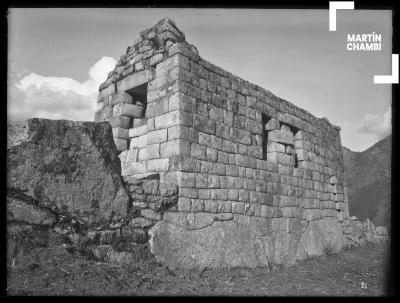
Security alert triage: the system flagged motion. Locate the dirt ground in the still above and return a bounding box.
[6,241,391,296]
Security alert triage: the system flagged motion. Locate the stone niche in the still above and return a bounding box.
[94,18,352,269]
[95,69,154,153]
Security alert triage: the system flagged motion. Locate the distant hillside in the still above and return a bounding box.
[342,135,391,228]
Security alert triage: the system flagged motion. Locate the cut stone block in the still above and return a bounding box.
[296,149,308,161]
[129,124,148,138]
[122,161,147,176]
[112,127,129,140]
[130,135,147,149]
[268,129,294,145]
[149,53,164,66]
[329,176,338,184]
[113,103,144,118]
[98,83,116,101]
[155,110,192,129]
[193,114,216,135]
[97,101,104,111]
[265,118,280,131]
[286,145,295,155]
[133,118,147,128]
[147,129,168,144]
[100,106,113,120]
[116,69,155,93]
[109,91,134,106]
[105,115,131,129]
[267,141,285,153]
[147,158,169,172]
[114,137,128,152]
[281,124,292,133]
[126,149,139,163]
[139,144,160,161]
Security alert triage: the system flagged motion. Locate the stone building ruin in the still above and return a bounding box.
[94,18,354,268]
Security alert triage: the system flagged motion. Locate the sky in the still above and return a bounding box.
[8,8,392,151]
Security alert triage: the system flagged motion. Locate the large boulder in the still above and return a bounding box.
[7,119,130,227]
[149,213,344,269]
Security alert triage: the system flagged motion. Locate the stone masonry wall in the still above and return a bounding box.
[94,18,353,268]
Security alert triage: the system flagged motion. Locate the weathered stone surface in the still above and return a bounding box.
[114,137,128,152]
[112,127,129,139]
[131,217,154,228]
[113,103,144,118]
[149,215,345,269]
[265,118,280,131]
[109,91,134,106]
[116,69,155,93]
[7,196,56,226]
[129,125,148,138]
[7,119,130,226]
[298,217,344,257]
[345,218,388,246]
[106,115,131,129]
[90,18,354,269]
[121,226,148,244]
[268,129,294,145]
[141,208,162,221]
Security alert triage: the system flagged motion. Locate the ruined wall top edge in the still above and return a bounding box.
[98,17,342,134]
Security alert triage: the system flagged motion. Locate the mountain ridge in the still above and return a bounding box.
[342,135,391,228]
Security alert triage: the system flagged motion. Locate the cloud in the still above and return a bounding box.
[357,105,392,140]
[8,56,116,122]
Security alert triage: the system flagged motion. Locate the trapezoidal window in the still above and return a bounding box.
[261,115,303,168]
[125,83,148,128]
[279,122,300,168]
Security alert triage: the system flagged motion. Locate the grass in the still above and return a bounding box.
[6,239,391,296]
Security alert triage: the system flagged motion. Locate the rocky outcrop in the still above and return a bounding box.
[343,217,388,246]
[7,118,130,226]
[7,119,179,264]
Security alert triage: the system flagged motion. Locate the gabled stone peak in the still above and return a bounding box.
[99,18,196,91]
[138,17,185,44]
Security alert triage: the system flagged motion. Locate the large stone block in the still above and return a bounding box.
[139,144,159,161]
[149,213,344,269]
[122,161,147,176]
[230,128,252,145]
[129,125,148,138]
[147,128,168,144]
[155,110,192,129]
[269,129,294,145]
[146,97,169,118]
[160,139,190,158]
[147,158,169,172]
[106,115,131,129]
[133,118,147,128]
[112,127,129,140]
[167,125,198,142]
[116,69,155,93]
[109,91,134,106]
[129,135,147,149]
[114,138,128,152]
[265,118,280,131]
[191,143,207,160]
[267,141,285,153]
[114,103,144,118]
[193,114,215,135]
